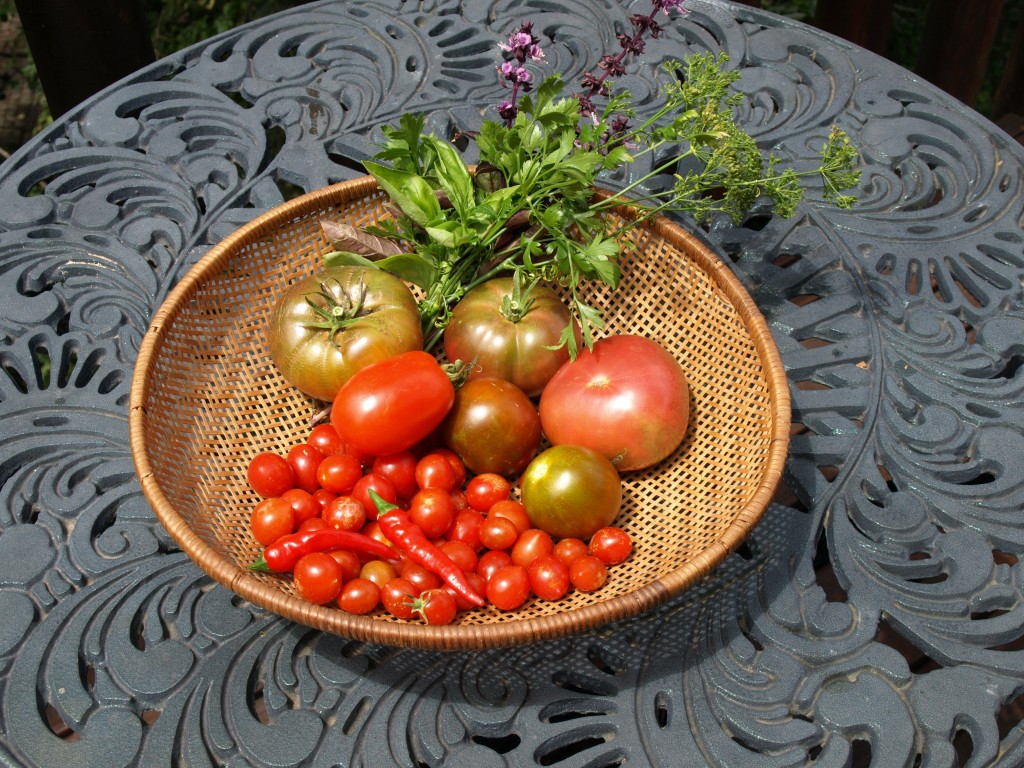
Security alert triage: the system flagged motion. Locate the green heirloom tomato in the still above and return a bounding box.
[440,377,541,476]
[520,445,622,540]
[268,265,423,402]
[443,277,579,398]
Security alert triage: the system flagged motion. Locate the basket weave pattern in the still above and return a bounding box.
[130,177,790,650]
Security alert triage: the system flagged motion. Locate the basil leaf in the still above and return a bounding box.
[364,161,442,226]
[425,137,474,216]
[323,250,436,290]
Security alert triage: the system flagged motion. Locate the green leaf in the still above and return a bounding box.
[424,221,475,249]
[424,136,475,216]
[364,161,441,226]
[323,250,437,289]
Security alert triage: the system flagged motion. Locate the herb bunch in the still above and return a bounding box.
[324,0,860,354]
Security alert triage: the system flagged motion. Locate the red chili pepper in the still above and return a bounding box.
[251,528,399,573]
[369,490,485,608]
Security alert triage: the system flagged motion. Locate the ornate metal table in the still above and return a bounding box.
[2,1,1023,765]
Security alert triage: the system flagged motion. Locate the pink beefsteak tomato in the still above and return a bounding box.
[539,334,690,471]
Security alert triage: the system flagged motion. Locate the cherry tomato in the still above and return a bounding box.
[569,555,608,593]
[478,517,519,551]
[447,509,484,550]
[465,473,511,512]
[439,540,478,574]
[293,552,343,605]
[268,265,423,402]
[477,550,513,583]
[444,571,487,611]
[520,445,622,540]
[312,488,337,513]
[510,528,554,568]
[360,559,399,589]
[329,549,362,581]
[361,520,391,548]
[371,451,420,500]
[414,589,458,625]
[338,577,380,614]
[352,474,398,519]
[432,448,467,488]
[287,443,324,494]
[381,577,419,620]
[247,452,295,498]
[308,423,345,457]
[553,538,589,567]
[401,561,443,593]
[450,489,469,512]
[443,276,579,397]
[250,497,296,546]
[316,453,363,494]
[408,488,456,539]
[440,377,541,476]
[299,517,329,533]
[589,527,633,565]
[528,553,570,600]
[487,565,531,611]
[487,499,530,534]
[331,350,456,457]
[414,452,459,491]
[280,488,319,527]
[322,495,367,532]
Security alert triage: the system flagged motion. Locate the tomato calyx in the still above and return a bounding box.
[303,278,370,341]
[498,270,538,323]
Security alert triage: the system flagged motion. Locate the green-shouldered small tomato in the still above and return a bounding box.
[444,277,580,397]
[520,445,622,540]
[268,265,423,402]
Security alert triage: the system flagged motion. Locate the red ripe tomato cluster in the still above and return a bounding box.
[246,422,633,624]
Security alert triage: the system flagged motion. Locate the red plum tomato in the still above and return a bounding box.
[267,265,423,402]
[439,377,541,476]
[520,445,622,540]
[331,350,456,457]
[539,334,689,471]
[444,277,580,397]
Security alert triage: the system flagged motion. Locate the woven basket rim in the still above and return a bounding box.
[129,176,791,651]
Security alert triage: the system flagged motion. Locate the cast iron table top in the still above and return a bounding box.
[2,1,1024,765]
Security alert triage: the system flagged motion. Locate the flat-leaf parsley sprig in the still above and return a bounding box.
[323,0,860,355]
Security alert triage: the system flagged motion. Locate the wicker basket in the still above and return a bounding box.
[129,176,790,651]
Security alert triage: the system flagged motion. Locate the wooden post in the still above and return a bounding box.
[915,0,1004,107]
[13,0,155,117]
[814,0,896,55]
